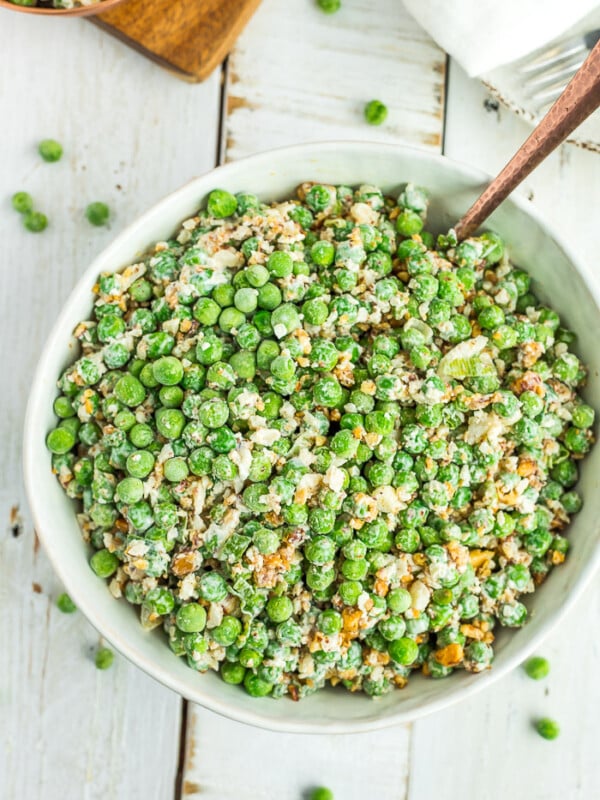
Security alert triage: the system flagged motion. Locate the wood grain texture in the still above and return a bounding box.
[0,16,221,800]
[180,706,411,800]
[223,0,446,161]
[409,60,600,800]
[91,0,261,82]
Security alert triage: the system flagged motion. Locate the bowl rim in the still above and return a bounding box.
[23,140,600,734]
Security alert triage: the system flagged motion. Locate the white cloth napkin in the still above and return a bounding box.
[403,0,600,76]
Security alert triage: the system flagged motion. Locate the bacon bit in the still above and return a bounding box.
[462,393,494,411]
[115,518,128,533]
[482,632,495,644]
[412,553,427,568]
[415,633,427,644]
[360,379,376,396]
[264,511,283,527]
[254,544,293,588]
[179,318,192,334]
[517,457,538,477]
[446,541,469,569]
[471,321,482,337]
[435,644,464,667]
[364,647,390,666]
[512,371,545,397]
[498,488,519,506]
[82,389,95,414]
[422,662,431,677]
[521,341,543,368]
[171,551,197,577]
[288,685,299,701]
[551,551,566,565]
[329,409,341,422]
[469,549,494,569]
[373,578,389,597]
[392,674,408,689]
[460,623,484,641]
[308,631,326,653]
[341,607,362,644]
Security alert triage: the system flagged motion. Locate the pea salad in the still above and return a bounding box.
[46,182,594,699]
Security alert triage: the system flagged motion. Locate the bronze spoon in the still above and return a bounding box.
[455,38,600,241]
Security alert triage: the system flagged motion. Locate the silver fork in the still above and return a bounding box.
[518,29,600,112]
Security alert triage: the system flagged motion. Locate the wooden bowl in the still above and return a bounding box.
[0,0,126,16]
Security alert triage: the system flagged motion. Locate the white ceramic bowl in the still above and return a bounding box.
[23,142,600,734]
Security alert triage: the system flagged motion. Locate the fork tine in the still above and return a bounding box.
[518,38,586,74]
[524,56,586,90]
[530,76,578,104]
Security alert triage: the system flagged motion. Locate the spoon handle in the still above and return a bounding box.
[455,38,600,241]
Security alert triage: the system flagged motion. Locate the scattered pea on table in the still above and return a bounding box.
[56,593,77,613]
[316,0,340,12]
[364,99,388,125]
[11,191,33,214]
[38,138,63,163]
[535,717,560,740]
[86,201,110,226]
[95,647,115,670]
[523,656,550,680]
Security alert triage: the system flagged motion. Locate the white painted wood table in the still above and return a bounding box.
[1,2,599,798]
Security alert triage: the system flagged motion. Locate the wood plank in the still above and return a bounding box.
[91,0,261,83]
[408,60,600,800]
[182,3,446,796]
[0,16,221,799]
[224,0,446,161]
[180,706,411,800]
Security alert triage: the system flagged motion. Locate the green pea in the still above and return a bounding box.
[243,672,273,697]
[12,191,33,214]
[38,139,63,162]
[221,661,246,685]
[266,596,294,623]
[95,647,114,670]
[153,356,184,386]
[85,202,110,227]
[207,189,237,218]
[164,457,189,482]
[309,789,334,800]
[90,549,119,578]
[46,427,76,454]
[115,477,144,504]
[316,0,340,13]
[23,211,48,233]
[572,404,594,429]
[114,375,146,407]
[56,593,77,613]
[364,99,388,126]
[388,637,419,665]
[523,656,550,680]
[126,450,155,478]
[535,718,560,740]
[176,603,207,633]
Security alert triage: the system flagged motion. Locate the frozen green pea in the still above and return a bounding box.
[95,647,114,670]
